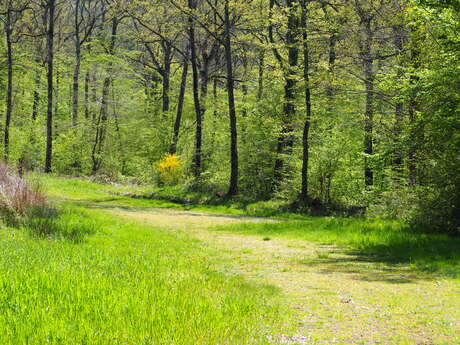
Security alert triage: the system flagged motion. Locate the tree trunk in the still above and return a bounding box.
[362,18,374,188]
[326,32,336,113]
[188,0,203,178]
[91,72,97,122]
[91,17,118,173]
[4,9,13,161]
[224,0,238,197]
[300,0,312,202]
[162,47,171,115]
[408,32,421,186]
[32,57,41,121]
[84,70,90,119]
[257,50,264,101]
[72,0,81,126]
[393,25,405,176]
[273,0,299,186]
[72,45,81,126]
[45,0,55,173]
[170,54,189,154]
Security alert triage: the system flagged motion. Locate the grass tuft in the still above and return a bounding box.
[23,206,97,242]
[0,163,46,225]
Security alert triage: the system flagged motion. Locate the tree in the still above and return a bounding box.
[0,0,30,161]
[44,0,55,173]
[71,0,104,126]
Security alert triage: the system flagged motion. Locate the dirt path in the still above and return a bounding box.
[108,207,460,345]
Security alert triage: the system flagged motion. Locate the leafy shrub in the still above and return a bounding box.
[410,184,460,236]
[0,162,46,225]
[156,154,183,185]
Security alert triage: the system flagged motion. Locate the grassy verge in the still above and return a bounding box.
[0,175,293,344]
[38,175,249,215]
[0,204,289,344]
[215,218,460,278]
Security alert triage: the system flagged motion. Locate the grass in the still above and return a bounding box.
[37,175,317,218]
[215,218,460,278]
[38,175,249,215]
[23,205,97,242]
[0,177,291,344]
[2,175,459,344]
[38,175,460,278]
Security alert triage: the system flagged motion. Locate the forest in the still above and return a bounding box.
[0,0,457,234]
[0,0,459,343]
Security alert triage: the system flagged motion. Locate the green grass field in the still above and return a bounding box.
[1,175,459,344]
[0,177,290,345]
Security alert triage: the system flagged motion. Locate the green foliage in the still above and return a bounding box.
[406,1,460,234]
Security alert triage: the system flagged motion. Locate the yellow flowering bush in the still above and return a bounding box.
[156,154,182,185]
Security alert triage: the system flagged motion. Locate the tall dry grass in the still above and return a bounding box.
[0,162,46,222]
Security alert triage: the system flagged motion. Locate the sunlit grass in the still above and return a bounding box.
[0,177,290,344]
[37,174,247,215]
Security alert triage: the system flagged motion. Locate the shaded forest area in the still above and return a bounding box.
[0,0,458,234]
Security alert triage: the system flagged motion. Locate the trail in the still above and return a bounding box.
[105,206,459,345]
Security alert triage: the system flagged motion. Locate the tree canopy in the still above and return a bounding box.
[0,0,458,233]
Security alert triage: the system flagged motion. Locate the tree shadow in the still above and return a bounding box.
[300,235,460,283]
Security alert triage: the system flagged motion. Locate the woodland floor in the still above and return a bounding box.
[100,205,459,345]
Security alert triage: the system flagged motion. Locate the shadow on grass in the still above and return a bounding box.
[213,219,460,281]
[300,233,460,281]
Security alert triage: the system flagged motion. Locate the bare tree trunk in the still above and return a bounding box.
[362,17,374,188]
[72,44,81,125]
[162,47,171,115]
[408,29,421,185]
[91,17,118,173]
[393,24,405,176]
[257,50,264,101]
[32,58,41,121]
[91,72,97,123]
[72,0,81,126]
[326,33,336,114]
[45,0,55,173]
[84,70,90,119]
[224,0,238,197]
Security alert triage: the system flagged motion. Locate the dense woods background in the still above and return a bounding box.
[0,0,458,233]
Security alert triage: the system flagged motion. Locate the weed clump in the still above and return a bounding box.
[0,162,46,225]
[0,163,95,241]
